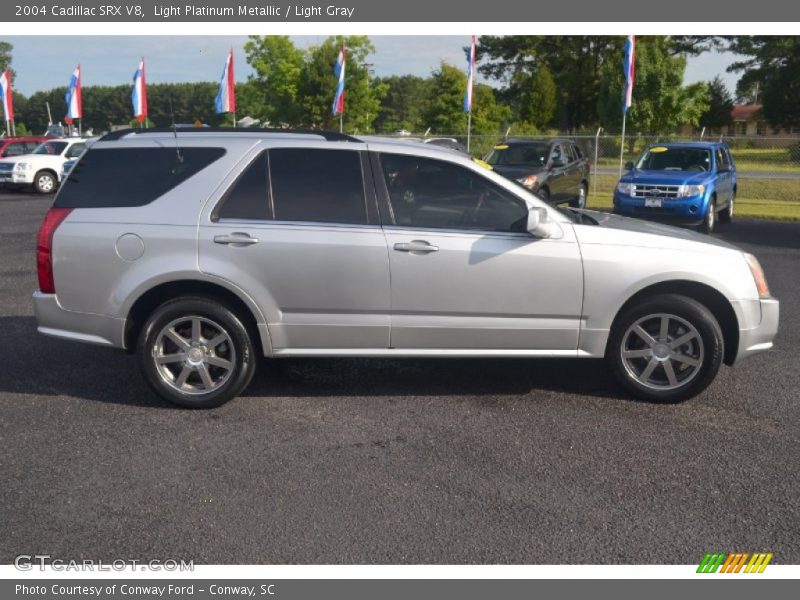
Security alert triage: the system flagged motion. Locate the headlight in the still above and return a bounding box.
[13,162,30,171]
[616,182,632,195]
[517,174,539,189]
[679,184,705,197]
[744,253,771,298]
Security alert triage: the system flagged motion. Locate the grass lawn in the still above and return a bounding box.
[587,174,800,221]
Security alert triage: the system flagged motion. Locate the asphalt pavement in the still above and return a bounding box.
[0,192,798,564]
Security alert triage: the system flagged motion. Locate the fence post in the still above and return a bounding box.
[593,127,602,197]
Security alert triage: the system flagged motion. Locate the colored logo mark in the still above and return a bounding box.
[697,552,773,573]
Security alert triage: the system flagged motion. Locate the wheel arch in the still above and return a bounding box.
[124,279,270,356]
[607,280,739,366]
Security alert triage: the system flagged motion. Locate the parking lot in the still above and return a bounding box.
[0,191,798,564]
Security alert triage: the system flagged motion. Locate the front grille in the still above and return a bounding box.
[0,163,14,173]
[631,184,680,199]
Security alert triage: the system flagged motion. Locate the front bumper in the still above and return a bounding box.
[0,171,34,185]
[734,297,780,364]
[613,192,707,225]
[33,292,125,348]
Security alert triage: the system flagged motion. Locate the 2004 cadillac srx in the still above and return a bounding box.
[33,128,779,408]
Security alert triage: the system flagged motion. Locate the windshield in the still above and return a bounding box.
[485,143,549,167]
[636,147,712,172]
[33,141,68,156]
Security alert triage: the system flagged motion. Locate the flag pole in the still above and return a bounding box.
[467,110,472,153]
[619,112,627,178]
[11,118,15,137]
[339,113,343,134]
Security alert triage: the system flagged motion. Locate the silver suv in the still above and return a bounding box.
[34,128,779,408]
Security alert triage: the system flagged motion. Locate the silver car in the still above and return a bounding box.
[34,128,779,408]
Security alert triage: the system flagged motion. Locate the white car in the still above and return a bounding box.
[0,138,88,194]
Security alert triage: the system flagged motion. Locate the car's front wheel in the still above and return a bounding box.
[570,183,588,209]
[719,191,734,223]
[699,198,716,233]
[607,294,724,403]
[137,297,257,408]
[33,170,57,194]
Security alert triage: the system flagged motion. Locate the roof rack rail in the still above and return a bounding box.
[99,127,360,143]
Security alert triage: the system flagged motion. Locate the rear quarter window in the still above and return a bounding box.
[54,147,226,208]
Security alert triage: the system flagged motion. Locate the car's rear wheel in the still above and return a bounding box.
[137,297,256,408]
[570,183,588,208]
[719,191,734,223]
[33,171,57,194]
[607,294,724,403]
[699,198,716,234]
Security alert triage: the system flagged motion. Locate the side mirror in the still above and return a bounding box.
[527,207,553,238]
[625,161,635,171]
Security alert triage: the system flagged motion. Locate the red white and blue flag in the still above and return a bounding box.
[463,35,476,113]
[332,44,346,116]
[64,64,82,124]
[0,68,13,123]
[622,35,635,113]
[132,58,148,123]
[215,49,236,114]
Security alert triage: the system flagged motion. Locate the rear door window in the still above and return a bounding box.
[55,147,226,208]
[269,148,367,225]
[214,152,270,221]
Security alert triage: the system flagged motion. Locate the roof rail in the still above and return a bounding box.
[99,127,361,143]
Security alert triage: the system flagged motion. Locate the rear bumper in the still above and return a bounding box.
[734,297,780,364]
[33,292,125,348]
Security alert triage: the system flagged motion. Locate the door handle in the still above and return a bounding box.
[213,233,259,246]
[393,240,439,253]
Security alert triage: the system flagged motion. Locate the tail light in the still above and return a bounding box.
[36,207,73,294]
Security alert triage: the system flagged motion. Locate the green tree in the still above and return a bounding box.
[0,40,13,75]
[242,36,305,126]
[517,65,557,128]
[699,76,734,131]
[597,36,710,133]
[421,63,510,135]
[478,36,618,131]
[373,74,431,133]
[726,36,800,129]
[296,36,385,132]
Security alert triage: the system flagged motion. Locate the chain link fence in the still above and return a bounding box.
[383,133,800,219]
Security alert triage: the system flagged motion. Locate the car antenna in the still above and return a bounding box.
[168,96,183,165]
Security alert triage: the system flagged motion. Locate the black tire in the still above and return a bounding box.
[570,183,588,208]
[607,294,724,403]
[137,296,257,408]
[698,197,716,233]
[719,191,734,223]
[33,170,57,194]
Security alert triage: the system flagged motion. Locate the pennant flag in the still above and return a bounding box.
[622,35,635,114]
[132,58,148,123]
[0,68,13,122]
[332,44,346,116]
[65,64,82,124]
[463,35,476,113]
[215,49,236,114]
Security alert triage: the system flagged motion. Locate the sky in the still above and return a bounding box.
[5,36,741,97]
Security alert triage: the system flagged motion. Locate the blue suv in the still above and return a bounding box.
[613,142,736,233]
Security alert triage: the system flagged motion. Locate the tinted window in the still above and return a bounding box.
[572,143,583,159]
[65,143,86,159]
[215,153,270,220]
[269,148,367,224]
[715,148,728,171]
[550,144,565,164]
[637,147,711,172]
[379,153,527,232]
[485,143,548,167]
[55,147,226,208]
[33,141,68,155]
[2,142,26,157]
[564,143,577,163]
